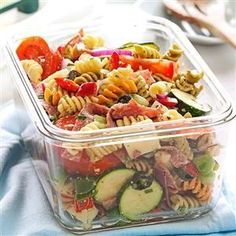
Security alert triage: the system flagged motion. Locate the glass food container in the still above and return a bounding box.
[5,14,235,234]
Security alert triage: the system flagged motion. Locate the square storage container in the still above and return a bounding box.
[5,13,235,234]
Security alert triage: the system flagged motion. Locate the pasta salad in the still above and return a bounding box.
[16,29,220,230]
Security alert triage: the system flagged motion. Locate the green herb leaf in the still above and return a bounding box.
[77,114,87,120]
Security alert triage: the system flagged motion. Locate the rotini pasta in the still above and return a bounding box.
[80,119,122,162]
[44,86,71,106]
[125,159,153,175]
[75,57,103,74]
[162,43,183,62]
[74,72,104,85]
[182,178,212,204]
[133,44,161,59]
[57,95,98,117]
[185,70,204,84]
[115,115,151,127]
[149,81,175,98]
[170,194,200,212]
[134,75,149,98]
[101,57,110,70]
[86,144,123,163]
[21,59,43,84]
[82,34,105,49]
[98,67,137,105]
[175,70,204,96]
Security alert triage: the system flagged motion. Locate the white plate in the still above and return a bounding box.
[134,0,236,45]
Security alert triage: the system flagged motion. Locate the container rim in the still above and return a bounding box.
[5,14,235,143]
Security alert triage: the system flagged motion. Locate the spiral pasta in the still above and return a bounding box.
[185,70,204,84]
[162,43,183,62]
[57,95,98,117]
[43,69,73,105]
[149,81,175,98]
[173,137,193,160]
[101,57,110,70]
[170,194,200,212]
[80,120,107,131]
[74,72,104,85]
[80,119,122,162]
[21,59,43,84]
[134,75,149,98]
[98,67,137,105]
[182,178,212,204]
[97,83,124,106]
[115,115,151,127]
[133,44,161,59]
[125,159,153,175]
[82,34,105,49]
[86,144,123,163]
[175,70,204,96]
[75,57,103,74]
[106,67,137,92]
[44,86,71,106]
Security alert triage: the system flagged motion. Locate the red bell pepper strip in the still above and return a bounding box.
[55,77,79,92]
[57,148,122,176]
[119,56,176,80]
[76,82,97,97]
[157,94,178,108]
[109,51,120,70]
[75,197,94,212]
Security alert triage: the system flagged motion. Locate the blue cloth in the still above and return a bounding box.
[1,103,236,236]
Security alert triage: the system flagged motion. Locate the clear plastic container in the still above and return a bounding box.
[5,13,235,234]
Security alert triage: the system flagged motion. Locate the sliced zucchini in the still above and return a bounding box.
[170,88,211,117]
[74,177,96,199]
[119,180,163,220]
[119,42,160,51]
[94,169,135,204]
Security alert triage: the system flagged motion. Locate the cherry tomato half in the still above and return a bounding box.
[57,149,122,176]
[55,115,77,131]
[16,36,51,60]
[16,36,62,79]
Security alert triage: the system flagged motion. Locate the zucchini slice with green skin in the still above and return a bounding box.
[119,42,160,51]
[119,180,163,221]
[74,177,96,199]
[170,88,211,117]
[94,169,135,204]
